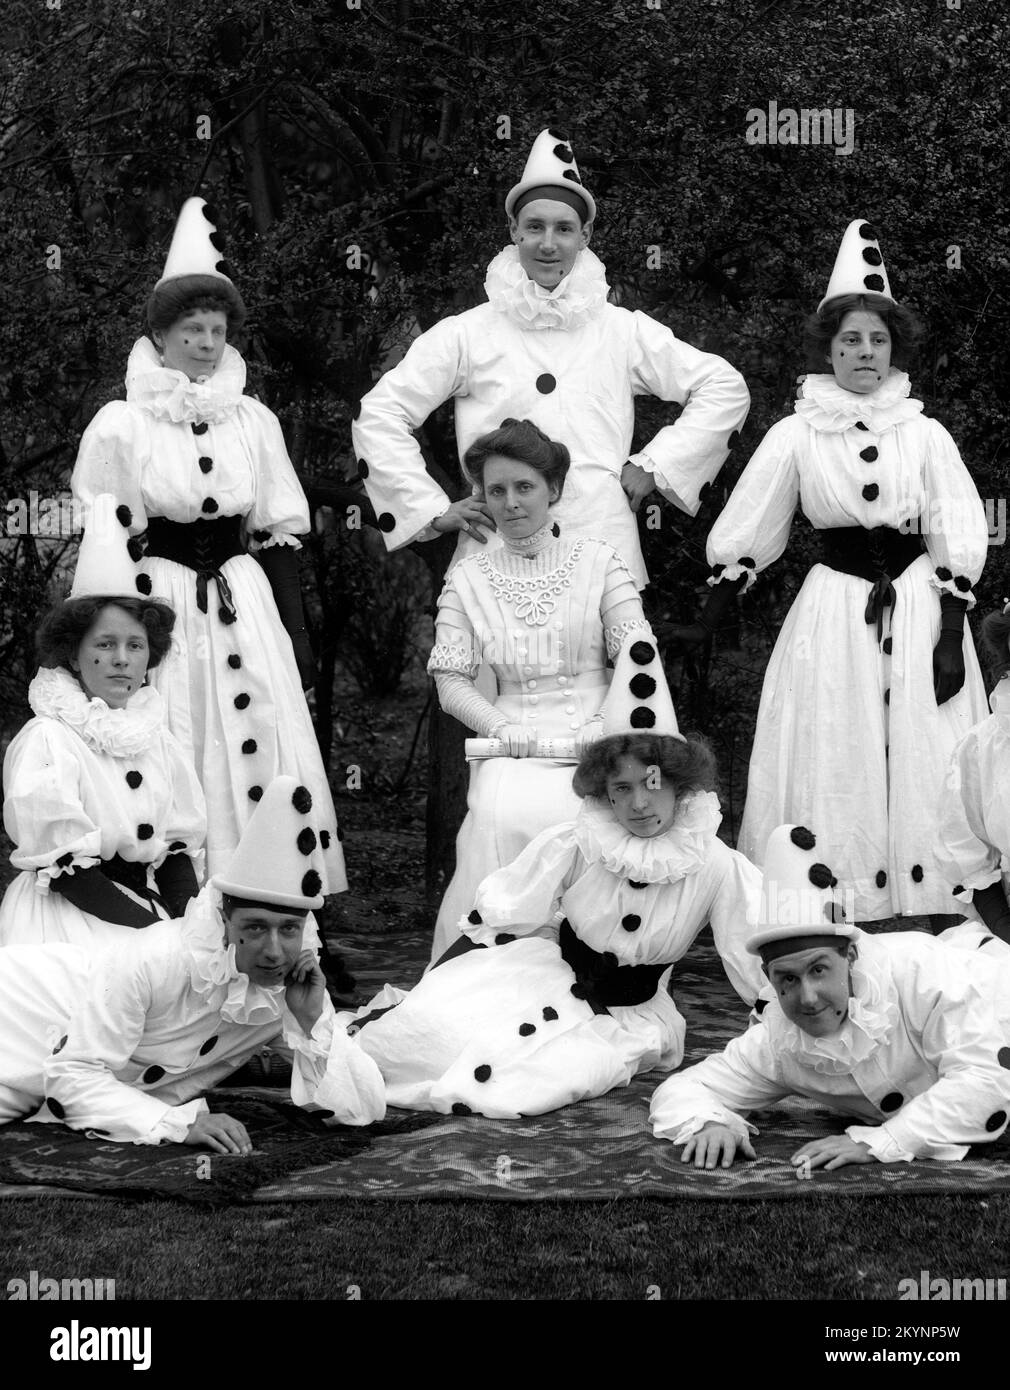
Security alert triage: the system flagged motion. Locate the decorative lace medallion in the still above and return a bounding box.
[476,538,586,626]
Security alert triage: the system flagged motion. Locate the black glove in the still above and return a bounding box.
[972,882,1010,945]
[257,544,315,691]
[153,852,199,919]
[51,866,160,929]
[933,595,967,706]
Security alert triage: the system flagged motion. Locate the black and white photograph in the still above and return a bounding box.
[0,0,1008,1350]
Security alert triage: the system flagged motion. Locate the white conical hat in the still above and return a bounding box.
[746,824,859,957]
[212,775,327,910]
[601,635,683,740]
[817,219,894,311]
[505,129,597,224]
[69,493,141,600]
[155,197,238,290]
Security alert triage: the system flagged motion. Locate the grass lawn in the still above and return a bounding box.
[2,1191,1008,1302]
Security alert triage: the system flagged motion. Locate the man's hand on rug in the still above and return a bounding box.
[790,1135,873,1172]
[681,1121,755,1169]
[185,1111,253,1156]
[285,949,328,1036]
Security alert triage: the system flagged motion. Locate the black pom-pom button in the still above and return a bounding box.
[986,1111,1007,1133]
[629,641,655,665]
[452,1102,473,1115]
[535,373,556,394]
[234,693,250,710]
[137,823,154,840]
[142,1065,165,1084]
[474,1065,492,1083]
[518,1023,536,1037]
[875,870,887,888]
[862,484,879,502]
[201,497,219,514]
[241,739,257,754]
[911,864,923,883]
[377,513,396,533]
[292,786,313,814]
[468,910,482,925]
[543,1006,559,1021]
[199,1035,218,1055]
[297,828,317,854]
[859,446,878,462]
[125,771,143,789]
[622,914,641,933]
[248,785,263,801]
[198,456,213,474]
[880,1091,903,1113]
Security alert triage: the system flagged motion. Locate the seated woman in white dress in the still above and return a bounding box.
[345,641,763,1119]
[0,496,205,948]
[428,417,653,961]
[936,606,1010,942]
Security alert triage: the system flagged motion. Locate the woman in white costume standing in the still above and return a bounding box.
[680,220,988,923]
[0,495,205,948]
[427,418,654,962]
[71,199,345,891]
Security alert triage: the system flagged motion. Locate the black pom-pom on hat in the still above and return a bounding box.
[629,641,656,665]
[629,674,656,699]
[808,863,834,889]
[629,707,656,729]
[301,869,322,898]
[136,573,153,596]
[297,828,317,855]
[790,826,816,851]
[292,786,313,815]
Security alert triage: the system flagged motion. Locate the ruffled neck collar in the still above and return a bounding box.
[764,933,899,1073]
[484,246,610,331]
[794,369,923,434]
[29,666,165,757]
[500,519,560,558]
[572,791,723,883]
[182,886,288,1027]
[125,336,246,425]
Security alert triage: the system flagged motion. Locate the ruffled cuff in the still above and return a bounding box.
[626,450,658,475]
[286,1006,387,1125]
[707,559,757,595]
[929,567,977,609]
[845,1123,917,1164]
[666,1111,757,1146]
[462,911,560,949]
[948,866,1003,907]
[248,529,303,553]
[33,852,103,897]
[144,1097,208,1146]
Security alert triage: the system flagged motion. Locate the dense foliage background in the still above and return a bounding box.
[2,0,1007,879]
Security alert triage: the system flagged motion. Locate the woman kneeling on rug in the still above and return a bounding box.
[650,824,1010,1171]
[345,640,763,1118]
[0,778,384,1148]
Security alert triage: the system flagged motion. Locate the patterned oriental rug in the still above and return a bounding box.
[2,929,1010,1204]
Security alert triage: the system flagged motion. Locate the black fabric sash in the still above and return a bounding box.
[559,919,668,1012]
[820,525,924,641]
[144,516,244,620]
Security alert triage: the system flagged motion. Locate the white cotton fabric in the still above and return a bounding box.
[71,340,345,886]
[0,887,385,1141]
[351,246,750,588]
[708,371,989,917]
[0,668,206,947]
[936,687,1010,910]
[426,534,646,961]
[345,794,763,1118]
[650,929,1010,1163]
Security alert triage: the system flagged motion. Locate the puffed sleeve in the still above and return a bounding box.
[461,823,583,944]
[922,418,989,608]
[42,941,207,1144]
[427,567,481,679]
[237,397,311,548]
[157,730,207,877]
[283,997,387,1125]
[351,316,471,550]
[71,402,149,535]
[935,725,1003,907]
[705,416,800,593]
[650,1024,790,1145]
[3,723,103,892]
[625,311,750,515]
[846,939,1010,1162]
[598,544,652,659]
[705,843,766,1003]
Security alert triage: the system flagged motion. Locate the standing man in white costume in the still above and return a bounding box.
[352,129,750,590]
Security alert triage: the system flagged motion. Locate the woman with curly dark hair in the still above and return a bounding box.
[677,220,989,925]
[936,607,1010,942]
[0,496,205,947]
[345,641,762,1119]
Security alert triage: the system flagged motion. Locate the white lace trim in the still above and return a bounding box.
[475,537,586,627]
[427,642,479,677]
[928,571,977,609]
[29,667,165,758]
[499,519,560,558]
[763,936,900,1074]
[604,617,652,660]
[794,370,923,435]
[483,246,610,332]
[182,886,288,1027]
[125,337,246,425]
[571,792,723,884]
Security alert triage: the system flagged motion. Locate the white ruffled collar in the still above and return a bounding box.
[29,666,165,758]
[484,246,610,331]
[763,933,899,1074]
[572,791,723,883]
[794,370,923,435]
[125,336,246,425]
[182,886,288,1027]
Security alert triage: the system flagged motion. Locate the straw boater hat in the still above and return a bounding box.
[505,129,597,226]
[147,197,246,328]
[212,775,327,911]
[70,492,146,600]
[817,219,894,312]
[746,824,859,961]
[600,636,684,740]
